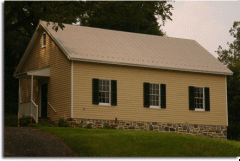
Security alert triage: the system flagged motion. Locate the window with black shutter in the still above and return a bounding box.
[92,79,99,105]
[111,80,117,106]
[189,86,210,111]
[93,78,117,106]
[144,82,166,109]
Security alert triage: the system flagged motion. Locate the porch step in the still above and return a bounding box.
[38,117,52,124]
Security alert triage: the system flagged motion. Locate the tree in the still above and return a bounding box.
[81,2,173,36]
[216,21,240,140]
[4,1,173,114]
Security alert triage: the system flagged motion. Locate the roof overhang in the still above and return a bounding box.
[15,66,50,79]
[70,57,233,76]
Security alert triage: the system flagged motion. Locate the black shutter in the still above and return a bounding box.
[111,80,117,106]
[92,79,99,105]
[161,84,166,109]
[189,86,195,110]
[205,87,210,111]
[144,83,150,107]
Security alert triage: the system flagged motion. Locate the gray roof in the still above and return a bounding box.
[15,21,233,76]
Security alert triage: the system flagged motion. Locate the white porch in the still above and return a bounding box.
[16,67,50,123]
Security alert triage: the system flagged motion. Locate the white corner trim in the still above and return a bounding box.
[71,61,73,118]
[225,76,228,126]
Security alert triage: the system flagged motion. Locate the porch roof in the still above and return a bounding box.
[15,66,50,79]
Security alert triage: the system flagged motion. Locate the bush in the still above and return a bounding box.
[4,114,18,127]
[86,123,92,129]
[103,124,115,129]
[58,118,69,127]
[38,121,52,127]
[19,116,31,127]
[227,123,240,140]
[28,123,37,127]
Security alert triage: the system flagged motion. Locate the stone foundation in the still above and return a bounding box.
[67,118,227,139]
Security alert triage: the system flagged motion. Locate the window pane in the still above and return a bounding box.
[156,100,159,106]
[99,85,102,91]
[106,98,109,103]
[150,87,153,94]
[105,80,109,86]
[156,88,159,95]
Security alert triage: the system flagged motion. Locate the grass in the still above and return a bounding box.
[4,114,18,127]
[38,127,240,157]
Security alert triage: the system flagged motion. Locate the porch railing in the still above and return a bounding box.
[48,102,57,113]
[19,102,32,118]
[31,100,38,123]
[19,101,38,123]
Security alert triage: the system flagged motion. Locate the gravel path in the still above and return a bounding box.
[4,127,79,157]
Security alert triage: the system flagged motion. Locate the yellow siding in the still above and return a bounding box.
[73,61,227,126]
[19,29,71,121]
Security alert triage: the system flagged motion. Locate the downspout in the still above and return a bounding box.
[225,76,228,126]
[71,60,73,118]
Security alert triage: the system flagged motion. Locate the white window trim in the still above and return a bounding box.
[194,86,205,111]
[149,82,161,109]
[42,33,46,48]
[98,78,111,106]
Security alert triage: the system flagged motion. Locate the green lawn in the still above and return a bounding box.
[38,127,240,157]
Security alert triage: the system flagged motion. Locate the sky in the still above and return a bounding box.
[160,1,240,58]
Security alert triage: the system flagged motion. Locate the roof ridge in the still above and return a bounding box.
[41,20,196,42]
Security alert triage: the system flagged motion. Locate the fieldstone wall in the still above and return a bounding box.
[67,118,227,139]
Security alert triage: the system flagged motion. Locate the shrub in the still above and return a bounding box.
[86,123,92,129]
[19,116,31,127]
[4,114,18,127]
[227,123,240,140]
[58,118,69,127]
[38,121,52,127]
[28,123,37,127]
[103,124,115,129]
[103,125,109,129]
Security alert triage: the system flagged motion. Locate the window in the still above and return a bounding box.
[99,79,110,105]
[194,87,204,110]
[150,84,160,108]
[189,86,210,111]
[144,83,166,109]
[92,78,117,106]
[42,33,46,47]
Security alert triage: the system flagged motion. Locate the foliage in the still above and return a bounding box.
[19,116,31,127]
[38,127,240,156]
[28,123,37,127]
[58,118,69,127]
[38,121,52,127]
[4,114,18,127]
[81,2,173,36]
[103,124,116,129]
[85,123,92,129]
[216,21,240,140]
